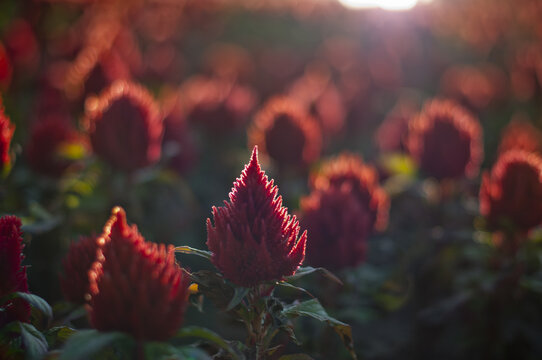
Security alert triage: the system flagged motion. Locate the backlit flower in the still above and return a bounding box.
[0,101,15,172]
[480,150,542,232]
[88,207,190,341]
[407,99,483,180]
[248,96,322,169]
[0,42,12,89]
[375,100,417,153]
[59,236,98,304]
[206,147,307,287]
[0,216,30,327]
[84,80,163,172]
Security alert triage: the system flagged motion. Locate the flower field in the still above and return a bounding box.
[1,0,542,359]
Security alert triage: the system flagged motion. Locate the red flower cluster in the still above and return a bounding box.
[249,96,322,169]
[479,150,542,233]
[0,216,30,327]
[301,154,389,270]
[25,117,85,177]
[206,147,307,287]
[0,99,14,172]
[84,80,163,173]
[59,235,98,304]
[407,99,483,180]
[0,42,12,89]
[498,118,542,156]
[88,207,189,341]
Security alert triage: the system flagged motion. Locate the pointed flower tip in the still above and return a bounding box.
[250,145,259,165]
[103,206,127,239]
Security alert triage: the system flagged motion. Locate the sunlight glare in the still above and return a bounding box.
[338,0,422,11]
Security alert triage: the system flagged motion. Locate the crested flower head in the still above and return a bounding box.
[25,116,85,177]
[206,147,307,287]
[88,207,190,341]
[480,150,542,233]
[302,154,389,270]
[498,118,542,155]
[248,96,322,169]
[0,100,15,172]
[0,216,30,327]
[311,153,389,232]
[407,99,483,180]
[59,235,99,304]
[84,80,163,172]
[181,76,256,135]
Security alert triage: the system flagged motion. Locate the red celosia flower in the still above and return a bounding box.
[480,150,542,232]
[248,96,322,169]
[88,207,190,341]
[407,99,483,180]
[26,116,85,177]
[375,100,417,153]
[498,118,542,155]
[0,216,30,327]
[0,101,15,172]
[0,42,12,89]
[59,235,98,304]
[206,147,307,287]
[181,76,256,135]
[4,19,39,72]
[84,80,163,172]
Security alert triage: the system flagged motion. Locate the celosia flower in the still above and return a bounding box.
[0,101,15,172]
[4,19,39,72]
[25,116,85,177]
[88,207,189,341]
[59,235,98,304]
[248,96,322,169]
[84,80,163,172]
[375,100,416,153]
[407,99,483,180]
[206,147,307,287]
[0,42,12,89]
[0,216,30,327]
[480,150,542,232]
[181,76,256,135]
[498,117,542,155]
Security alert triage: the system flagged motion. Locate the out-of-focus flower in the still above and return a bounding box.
[0,42,12,89]
[440,65,506,110]
[3,19,39,73]
[84,80,163,173]
[480,150,542,233]
[161,92,197,175]
[0,216,30,327]
[301,153,388,270]
[88,207,189,341]
[288,62,346,136]
[0,100,15,173]
[181,76,256,135]
[203,43,254,82]
[59,236,98,304]
[206,147,307,287]
[509,43,542,102]
[143,42,185,84]
[407,99,483,180]
[25,116,86,177]
[375,99,417,153]
[249,96,322,169]
[498,117,542,155]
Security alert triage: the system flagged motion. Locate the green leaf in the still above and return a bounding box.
[285,266,342,285]
[277,282,313,297]
[176,326,242,360]
[174,246,212,260]
[226,287,249,311]
[279,354,314,360]
[59,330,131,360]
[282,299,357,360]
[19,322,48,360]
[14,292,53,320]
[45,326,76,348]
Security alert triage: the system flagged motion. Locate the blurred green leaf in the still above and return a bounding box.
[282,299,356,359]
[175,246,212,260]
[176,326,243,360]
[45,326,76,348]
[226,287,249,311]
[20,322,48,360]
[278,355,314,360]
[59,330,131,360]
[13,292,53,320]
[285,266,342,285]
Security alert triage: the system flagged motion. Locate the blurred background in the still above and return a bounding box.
[2,0,542,358]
